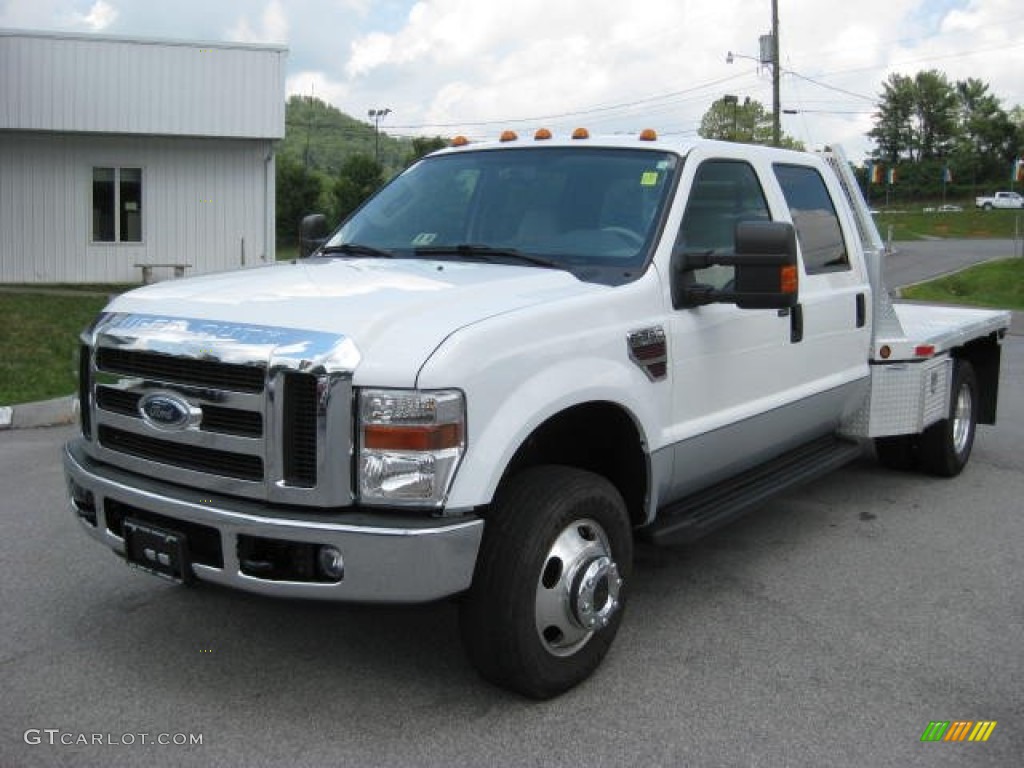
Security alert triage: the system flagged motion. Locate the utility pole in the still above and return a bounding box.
[771,0,780,147]
[723,94,739,141]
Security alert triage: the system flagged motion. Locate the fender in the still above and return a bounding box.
[415,271,673,515]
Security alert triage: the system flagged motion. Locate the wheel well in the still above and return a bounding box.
[500,402,648,527]
[952,333,1002,425]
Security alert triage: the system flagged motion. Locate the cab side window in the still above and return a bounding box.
[675,160,771,289]
[773,164,849,273]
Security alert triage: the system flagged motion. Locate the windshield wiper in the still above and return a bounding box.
[413,244,563,270]
[318,243,394,258]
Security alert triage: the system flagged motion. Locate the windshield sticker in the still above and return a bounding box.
[640,171,659,186]
[412,233,438,246]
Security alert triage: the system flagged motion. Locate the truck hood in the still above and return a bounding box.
[106,258,599,384]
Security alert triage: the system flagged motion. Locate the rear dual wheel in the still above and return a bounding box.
[460,465,632,699]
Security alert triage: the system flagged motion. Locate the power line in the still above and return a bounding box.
[386,72,751,130]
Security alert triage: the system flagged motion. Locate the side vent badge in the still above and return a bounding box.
[627,327,667,382]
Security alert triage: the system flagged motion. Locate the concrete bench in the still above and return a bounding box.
[135,263,192,284]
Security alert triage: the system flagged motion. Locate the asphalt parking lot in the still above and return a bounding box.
[2,243,1022,767]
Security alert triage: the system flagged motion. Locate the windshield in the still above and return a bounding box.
[325,146,680,285]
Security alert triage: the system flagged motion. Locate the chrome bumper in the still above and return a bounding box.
[64,439,483,602]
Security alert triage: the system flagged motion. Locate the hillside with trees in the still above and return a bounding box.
[275,96,447,246]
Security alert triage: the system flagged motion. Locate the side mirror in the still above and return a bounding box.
[299,214,329,258]
[674,220,799,310]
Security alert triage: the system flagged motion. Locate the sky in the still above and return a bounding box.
[2,0,1022,162]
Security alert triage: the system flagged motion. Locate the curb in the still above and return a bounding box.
[0,395,78,431]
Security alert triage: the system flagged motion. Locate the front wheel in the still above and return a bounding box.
[919,360,978,477]
[459,465,633,699]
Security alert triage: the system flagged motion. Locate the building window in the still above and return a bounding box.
[92,167,142,243]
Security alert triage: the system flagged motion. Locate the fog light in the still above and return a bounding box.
[317,546,345,581]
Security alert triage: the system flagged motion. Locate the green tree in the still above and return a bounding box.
[332,153,384,224]
[951,78,1016,188]
[869,70,957,162]
[275,154,324,246]
[869,73,916,163]
[912,70,958,161]
[405,136,449,167]
[698,96,802,149]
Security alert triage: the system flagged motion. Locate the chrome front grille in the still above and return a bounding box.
[96,346,266,392]
[81,313,360,507]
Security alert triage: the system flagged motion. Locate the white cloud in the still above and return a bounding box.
[71,0,117,31]
[1,0,1021,163]
[228,0,288,43]
[346,32,394,78]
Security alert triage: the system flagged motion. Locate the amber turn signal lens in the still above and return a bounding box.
[780,265,798,294]
[363,423,463,451]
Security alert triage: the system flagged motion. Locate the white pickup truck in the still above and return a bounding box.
[975,190,1024,209]
[65,132,1010,699]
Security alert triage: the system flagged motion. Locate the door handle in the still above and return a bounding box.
[856,293,866,328]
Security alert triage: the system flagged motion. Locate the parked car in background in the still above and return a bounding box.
[975,191,1024,210]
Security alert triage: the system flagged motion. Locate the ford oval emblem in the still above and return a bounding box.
[138,393,197,431]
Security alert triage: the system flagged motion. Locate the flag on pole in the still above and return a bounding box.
[870,164,883,184]
[943,166,953,184]
[887,167,897,185]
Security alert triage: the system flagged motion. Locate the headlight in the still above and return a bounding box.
[357,389,465,507]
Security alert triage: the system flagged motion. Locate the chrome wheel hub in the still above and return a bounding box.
[952,381,973,456]
[535,518,623,657]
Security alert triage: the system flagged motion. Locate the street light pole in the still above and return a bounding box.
[367,108,392,163]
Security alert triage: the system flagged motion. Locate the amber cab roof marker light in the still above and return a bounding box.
[571,127,590,140]
[499,130,519,142]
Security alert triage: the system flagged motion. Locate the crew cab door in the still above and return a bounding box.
[769,160,872,429]
[661,150,869,503]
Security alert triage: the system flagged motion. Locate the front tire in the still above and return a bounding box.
[919,360,978,477]
[459,465,633,699]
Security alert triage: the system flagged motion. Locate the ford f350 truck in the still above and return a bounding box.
[65,131,1010,698]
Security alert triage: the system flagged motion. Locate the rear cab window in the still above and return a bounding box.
[772,164,850,274]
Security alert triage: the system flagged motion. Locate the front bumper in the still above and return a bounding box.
[63,438,483,602]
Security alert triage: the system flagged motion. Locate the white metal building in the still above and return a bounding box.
[0,30,286,283]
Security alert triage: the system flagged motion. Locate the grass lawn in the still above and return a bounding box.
[0,292,109,405]
[901,258,1024,311]
[873,207,1023,241]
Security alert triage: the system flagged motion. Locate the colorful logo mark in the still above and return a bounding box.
[921,721,997,743]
